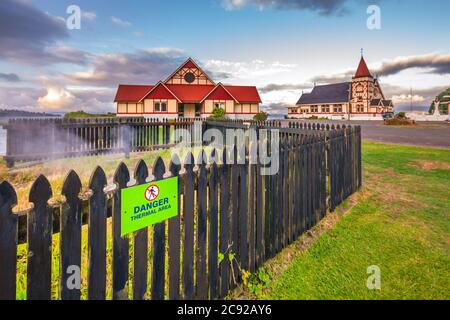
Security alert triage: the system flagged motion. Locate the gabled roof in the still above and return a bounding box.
[370,99,381,106]
[139,81,181,102]
[115,83,262,104]
[382,100,393,107]
[354,56,372,78]
[226,85,262,103]
[165,84,215,103]
[114,85,154,102]
[297,83,350,105]
[114,58,261,104]
[164,57,215,84]
[201,83,238,103]
[371,99,393,107]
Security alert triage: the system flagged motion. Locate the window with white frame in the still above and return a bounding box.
[333,104,343,113]
[155,101,167,112]
[214,102,225,109]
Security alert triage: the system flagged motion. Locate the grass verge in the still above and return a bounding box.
[238,142,450,300]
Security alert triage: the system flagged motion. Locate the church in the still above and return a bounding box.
[114,58,261,119]
[289,55,394,120]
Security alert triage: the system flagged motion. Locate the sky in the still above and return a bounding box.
[0,0,449,115]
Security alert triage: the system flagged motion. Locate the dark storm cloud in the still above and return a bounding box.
[310,54,450,86]
[65,48,188,86]
[222,0,350,16]
[0,0,88,65]
[374,54,450,76]
[0,73,20,82]
[259,83,312,94]
[310,71,353,84]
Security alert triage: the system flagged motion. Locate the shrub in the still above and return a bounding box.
[253,112,269,121]
[385,117,415,126]
[208,107,227,120]
[64,111,115,119]
[396,112,406,119]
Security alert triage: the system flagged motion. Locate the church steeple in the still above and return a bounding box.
[354,52,372,78]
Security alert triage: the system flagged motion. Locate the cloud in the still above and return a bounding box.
[221,0,350,16]
[310,72,353,84]
[381,83,448,109]
[36,85,115,112]
[65,48,187,87]
[374,53,450,77]
[0,0,89,65]
[204,59,298,82]
[37,86,76,110]
[0,84,116,113]
[111,16,132,27]
[260,102,290,115]
[82,11,97,21]
[311,53,450,84]
[0,73,20,82]
[259,83,312,94]
[0,86,45,111]
[133,31,145,38]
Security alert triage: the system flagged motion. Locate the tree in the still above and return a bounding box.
[429,88,450,114]
[208,107,227,120]
[253,112,269,121]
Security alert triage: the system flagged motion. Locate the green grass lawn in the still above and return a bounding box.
[253,142,450,300]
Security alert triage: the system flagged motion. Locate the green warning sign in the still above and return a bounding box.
[121,176,178,236]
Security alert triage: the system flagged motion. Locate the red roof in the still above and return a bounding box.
[114,85,153,102]
[115,83,261,103]
[226,85,262,103]
[183,60,197,69]
[142,82,180,101]
[166,84,214,103]
[354,56,372,78]
[202,84,237,102]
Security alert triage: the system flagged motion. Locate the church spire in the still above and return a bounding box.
[354,52,372,78]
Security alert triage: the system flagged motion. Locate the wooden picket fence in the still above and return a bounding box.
[0,120,361,300]
[2,117,203,167]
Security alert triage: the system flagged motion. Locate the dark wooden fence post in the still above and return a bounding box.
[88,166,107,300]
[196,151,208,299]
[151,157,166,300]
[208,150,219,299]
[239,144,249,272]
[182,153,195,300]
[248,140,257,273]
[219,148,230,299]
[230,145,240,287]
[60,170,83,300]
[133,160,149,300]
[168,155,181,300]
[27,175,53,300]
[113,162,130,300]
[0,181,18,300]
